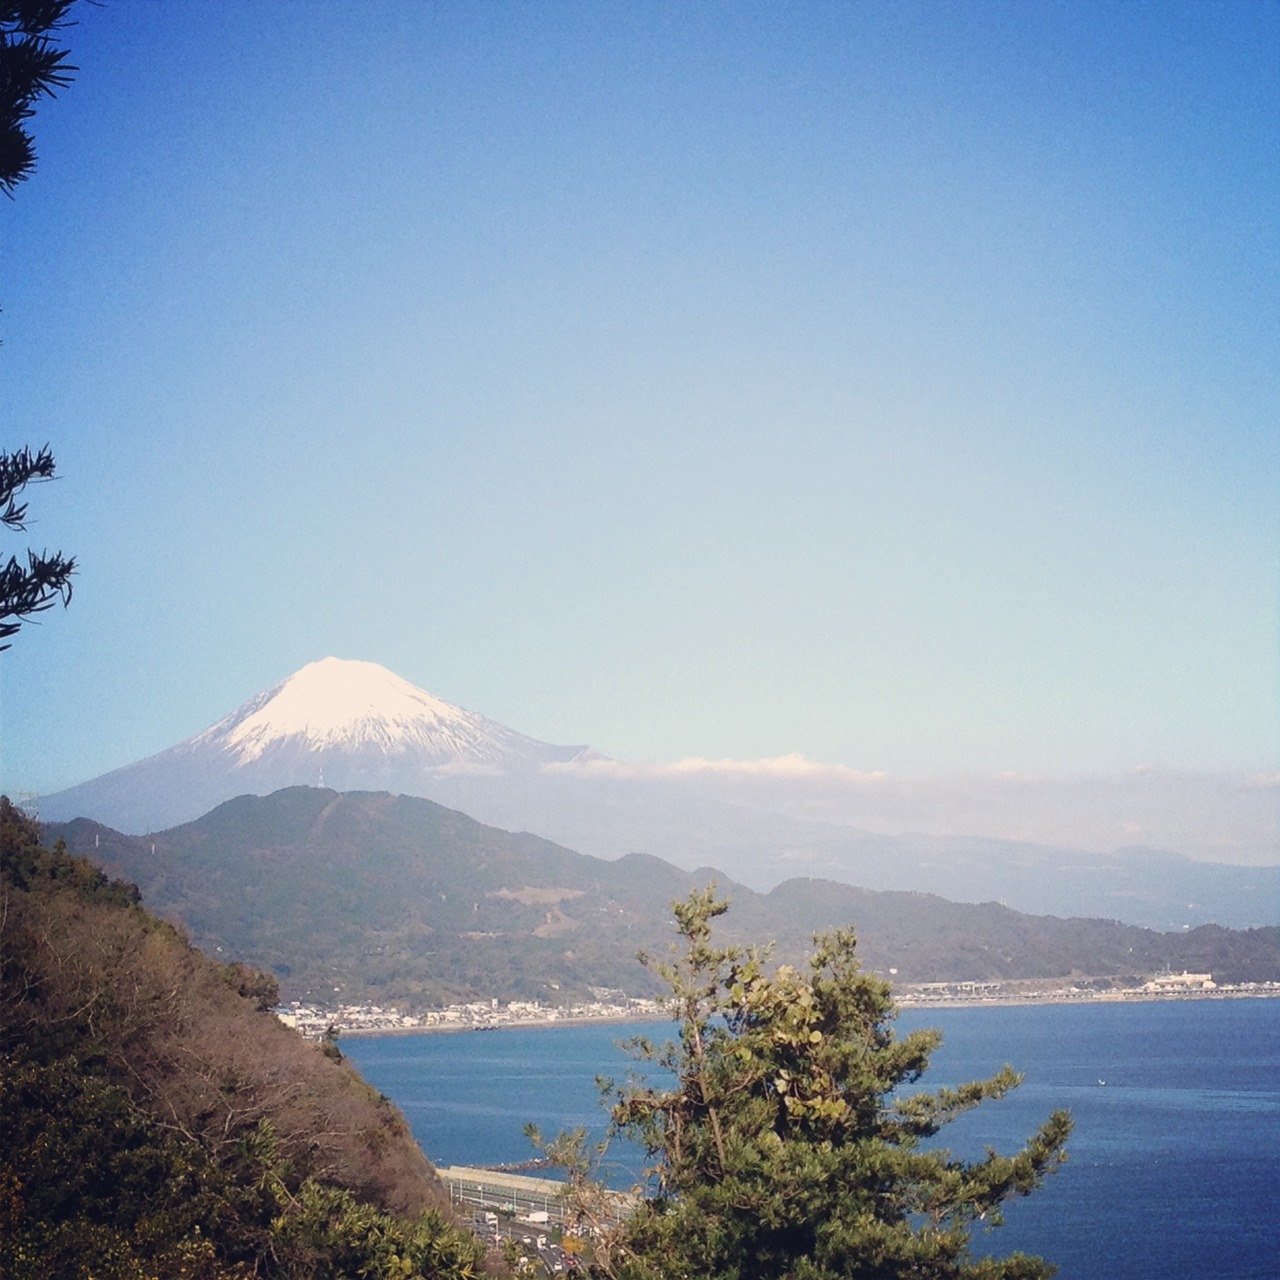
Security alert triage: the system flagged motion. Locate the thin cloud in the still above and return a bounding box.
[545,753,888,784]
[1246,772,1280,789]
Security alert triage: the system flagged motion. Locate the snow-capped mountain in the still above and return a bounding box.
[40,658,590,833]
[37,658,1276,930]
[195,657,581,767]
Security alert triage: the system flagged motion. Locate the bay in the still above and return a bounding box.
[344,999,1280,1280]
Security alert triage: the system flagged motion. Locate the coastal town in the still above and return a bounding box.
[276,992,670,1038]
[277,971,1280,1040]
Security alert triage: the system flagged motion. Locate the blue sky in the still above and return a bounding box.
[1,0,1276,801]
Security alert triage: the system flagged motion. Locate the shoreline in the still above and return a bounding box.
[331,987,1279,1039]
[337,1011,668,1038]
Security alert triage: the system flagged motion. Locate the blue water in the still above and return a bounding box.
[345,999,1280,1280]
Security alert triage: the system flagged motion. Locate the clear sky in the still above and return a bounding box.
[1,0,1276,799]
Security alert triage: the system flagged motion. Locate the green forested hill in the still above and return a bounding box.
[51,787,1280,1006]
[0,797,489,1279]
[55,787,706,1005]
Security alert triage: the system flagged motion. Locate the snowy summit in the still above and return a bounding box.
[200,658,514,763]
[40,658,590,833]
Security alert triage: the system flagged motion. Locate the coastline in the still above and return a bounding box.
[329,985,1279,1039]
[337,1011,670,1038]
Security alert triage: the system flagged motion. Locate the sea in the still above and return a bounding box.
[344,998,1280,1280]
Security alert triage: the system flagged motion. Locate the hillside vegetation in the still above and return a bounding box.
[0,797,489,1279]
[52,787,1280,1007]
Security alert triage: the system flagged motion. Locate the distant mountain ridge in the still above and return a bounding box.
[49,787,1280,1009]
[39,658,1278,929]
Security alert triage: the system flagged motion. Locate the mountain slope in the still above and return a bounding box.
[42,657,589,834]
[196,656,581,765]
[0,797,487,1279]
[51,787,1280,1006]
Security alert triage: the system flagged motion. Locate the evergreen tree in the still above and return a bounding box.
[549,888,1071,1280]
[1,0,78,193]
[1,443,75,649]
[0,2,78,651]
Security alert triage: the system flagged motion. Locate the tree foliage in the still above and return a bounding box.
[0,444,74,649]
[0,1056,489,1280]
[1,2,78,649]
[0,0,78,193]
[548,888,1071,1280]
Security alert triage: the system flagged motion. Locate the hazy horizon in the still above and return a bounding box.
[33,655,1278,868]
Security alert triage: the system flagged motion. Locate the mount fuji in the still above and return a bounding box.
[41,658,592,834]
[39,658,1278,930]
